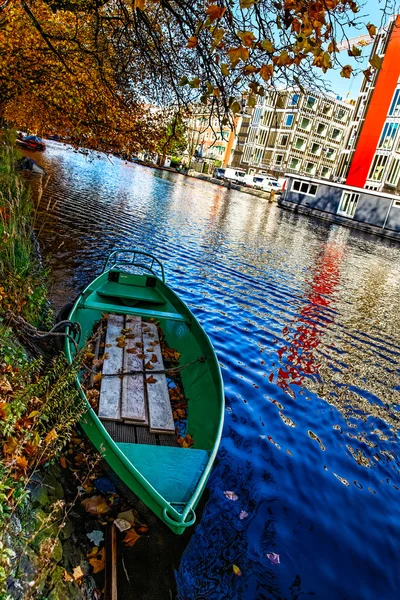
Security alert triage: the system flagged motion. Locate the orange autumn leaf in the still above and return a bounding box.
[260,63,274,81]
[0,401,8,421]
[60,456,67,468]
[144,361,154,370]
[233,564,242,576]
[81,495,110,515]
[123,528,140,547]
[145,375,157,384]
[89,548,105,573]
[187,36,198,49]
[151,353,158,363]
[126,347,137,354]
[227,46,249,63]
[44,429,58,444]
[15,455,28,470]
[237,31,255,47]
[93,372,103,384]
[206,5,226,22]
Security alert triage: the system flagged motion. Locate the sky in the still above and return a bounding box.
[324,0,399,100]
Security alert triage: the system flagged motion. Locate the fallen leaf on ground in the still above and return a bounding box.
[267,553,280,564]
[60,456,67,468]
[233,564,242,576]
[117,509,137,524]
[16,456,28,470]
[123,528,140,547]
[73,565,84,581]
[81,495,110,515]
[89,548,105,574]
[114,518,132,532]
[93,373,103,384]
[224,491,238,501]
[45,429,58,444]
[87,530,105,545]
[64,570,73,582]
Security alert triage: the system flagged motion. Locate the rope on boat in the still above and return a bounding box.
[3,310,81,354]
[86,355,206,378]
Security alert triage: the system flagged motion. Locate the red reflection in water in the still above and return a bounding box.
[274,243,344,392]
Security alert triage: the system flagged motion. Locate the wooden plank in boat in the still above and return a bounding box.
[121,316,147,424]
[142,322,175,435]
[98,314,124,421]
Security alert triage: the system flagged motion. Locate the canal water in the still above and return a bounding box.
[30,142,400,600]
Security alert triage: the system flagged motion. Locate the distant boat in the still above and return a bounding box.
[16,135,46,151]
[65,249,224,534]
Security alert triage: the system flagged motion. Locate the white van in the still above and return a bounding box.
[223,168,247,185]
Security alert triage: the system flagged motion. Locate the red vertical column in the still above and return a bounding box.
[346,16,400,188]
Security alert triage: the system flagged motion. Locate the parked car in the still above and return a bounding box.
[16,135,46,151]
[257,178,283,194]
[213,167,226,179]
[223,168,247,185]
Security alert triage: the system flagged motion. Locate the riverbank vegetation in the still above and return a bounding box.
[0,134,89,595]
[0,1,388,153]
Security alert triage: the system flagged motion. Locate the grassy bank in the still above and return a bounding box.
[0,133,89,596]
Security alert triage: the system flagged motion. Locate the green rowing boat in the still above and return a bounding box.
[65,249,224,534]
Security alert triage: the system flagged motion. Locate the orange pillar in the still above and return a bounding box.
[346,16,400,187]
[222,116,240,168]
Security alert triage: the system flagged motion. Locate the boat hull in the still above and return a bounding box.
[65,264,224,534]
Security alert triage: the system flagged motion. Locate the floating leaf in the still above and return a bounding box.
[267,552,280,564]
[233,564,242,576]
[239,511,248,520]
[224,490,238,501]
[123,528,140,547]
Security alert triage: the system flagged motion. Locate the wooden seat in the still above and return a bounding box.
[98,314,175,436]
[96,282,165,305]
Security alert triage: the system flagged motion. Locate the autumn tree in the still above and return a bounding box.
[0,0,395,151]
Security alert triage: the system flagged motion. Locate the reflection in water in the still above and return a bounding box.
[28,142,400,599]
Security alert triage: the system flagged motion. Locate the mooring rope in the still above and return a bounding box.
[4,310,81,353]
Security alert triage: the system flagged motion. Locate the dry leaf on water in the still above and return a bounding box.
[233,564,242,576]
[123,528,140,547]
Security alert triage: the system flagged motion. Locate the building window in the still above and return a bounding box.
[322,103,332,116]
[243,145,252,162]
[253,107,262,125]
[284,114,294,127]
[275,154,283,166]
[378,122,399,150]
[248,128,257,143]
[292,180,318,195]
[336,108,347,121]
[305,162,316,175]
[369,154,388,181]
[386,157,400,186]
[316,123,327,136]
[253,148,263,163]
[278,134,288,147]
[258,129,268,146]
[293,137,306,150]
[289,157,301,171]
[290,93,299,106]
[299,117,311,131]
[310,143,321,156]
[330,128,342,141]
[306,96,317,110]
[337,192,360,218]
[321,167,331,179]
[389,89,400,116]
[325,147,336,160]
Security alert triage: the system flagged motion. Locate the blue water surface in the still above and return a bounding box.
[31,143,400,600]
